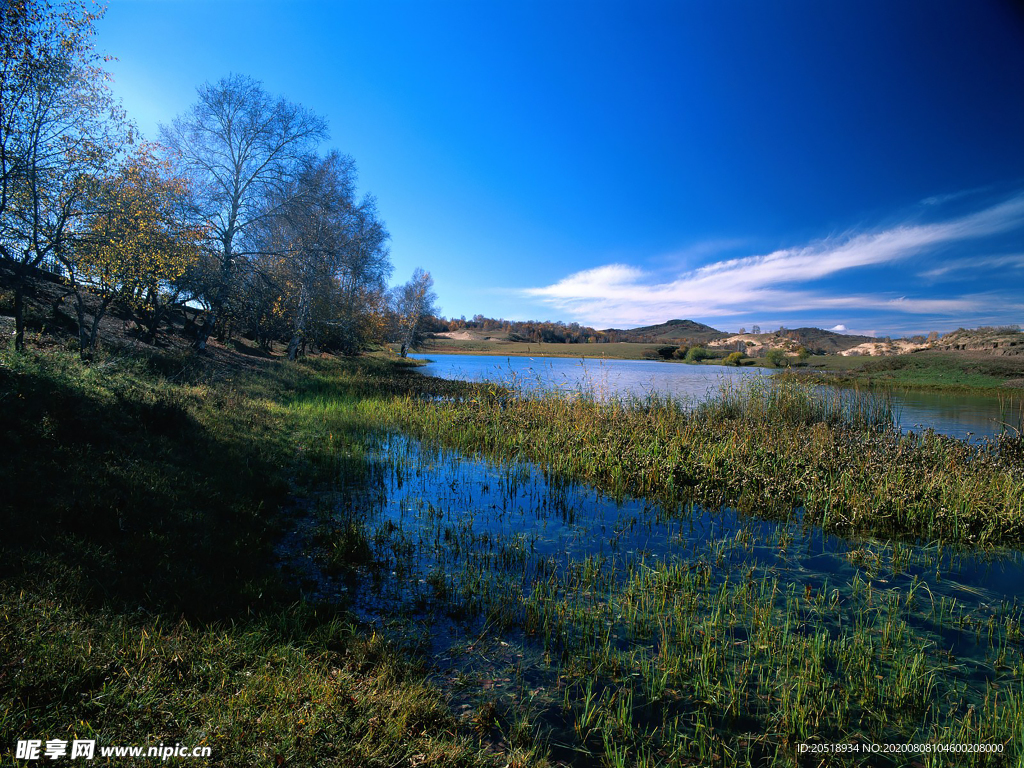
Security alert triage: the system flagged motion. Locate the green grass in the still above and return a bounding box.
[0,348,499,767]
[348,374,1024,547]
[3,348,1023,767]
[796,352,1024,394]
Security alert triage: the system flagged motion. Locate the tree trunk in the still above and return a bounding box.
[73,294,91,361]
[86,297,113,359]
[13,281,25,351]
[194,270,229,352]
[193,307,215,352]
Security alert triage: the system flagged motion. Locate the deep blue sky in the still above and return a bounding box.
[97,0,1024,335]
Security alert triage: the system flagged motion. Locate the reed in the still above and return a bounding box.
[343,369,1023,547]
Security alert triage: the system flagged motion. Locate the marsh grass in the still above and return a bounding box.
[272,360,1023,763]
[280,407,1024,767]
[4,350,1023,767]
[0,349,498,767]
[350,373,1023,547]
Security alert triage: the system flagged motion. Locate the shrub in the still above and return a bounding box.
[765,349,787,367]
[672,346,690,360]
[724,351,745,366]
[685,346,712,363]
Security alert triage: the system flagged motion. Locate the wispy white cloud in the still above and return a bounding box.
[918,254,1024,280]
[656,237,752,266]
[919,186,990,206]
[524,194,1024,327]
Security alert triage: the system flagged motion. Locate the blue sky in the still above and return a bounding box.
[96,0,1023,336]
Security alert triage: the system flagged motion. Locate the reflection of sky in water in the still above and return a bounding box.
[275,428,1024,722]
[286,433,1024,684]
[366,434,1024,606]
[892,389,1023,441]
[411,353,1021,441]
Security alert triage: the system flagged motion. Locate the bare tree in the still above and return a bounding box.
[253,151,391,359]
[160,74,327,351]
[330,194,390,355]
[393,268,437,357]
[0,0,125,349]
[279,152,357,360]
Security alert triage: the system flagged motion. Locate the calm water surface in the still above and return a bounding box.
[278,432,1024,731]
[410,353,1020,441]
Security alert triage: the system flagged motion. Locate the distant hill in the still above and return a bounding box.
[601,319,730,344]
[934,326,1024,356]
[773,327,878,354]
[432,314,1024,358]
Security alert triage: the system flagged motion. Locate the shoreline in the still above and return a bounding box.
[415,344,1024,398]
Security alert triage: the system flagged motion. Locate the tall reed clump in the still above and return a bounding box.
[695,376,896,431]
[352,374,1023,547]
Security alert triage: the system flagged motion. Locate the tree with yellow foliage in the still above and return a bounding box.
[62,144,203,359]
[1,0,126,349]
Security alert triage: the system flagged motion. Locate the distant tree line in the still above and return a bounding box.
[1,0,429,360]
[433,315,721,346]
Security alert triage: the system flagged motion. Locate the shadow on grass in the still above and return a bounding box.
[0,350,301,620]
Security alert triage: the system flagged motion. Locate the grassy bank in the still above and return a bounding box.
[795,352,1024,395]
[0,349,493,767]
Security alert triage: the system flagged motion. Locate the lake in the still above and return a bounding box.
[410,353,1019,441]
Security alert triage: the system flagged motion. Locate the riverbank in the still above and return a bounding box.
[794,351,1024,395]
[3,349,1023,766]
[0,348,492,767]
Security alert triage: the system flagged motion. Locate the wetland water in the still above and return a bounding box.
[281,424,1024,762]
[410,353,1020,441]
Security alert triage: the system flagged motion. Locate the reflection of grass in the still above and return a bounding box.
[355,373,1024,547]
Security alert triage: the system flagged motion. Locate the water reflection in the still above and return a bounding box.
[278,432,1024,707]
[410,353,1021,440]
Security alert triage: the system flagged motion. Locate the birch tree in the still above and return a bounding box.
[254,152,391,358]
[160,74,327,351]
[393,268,437,357]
